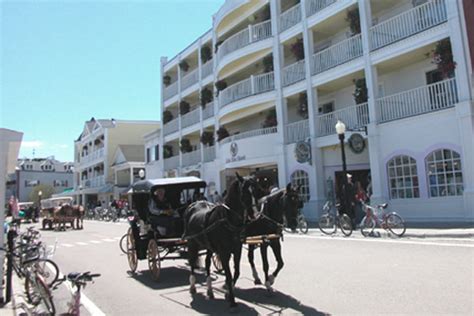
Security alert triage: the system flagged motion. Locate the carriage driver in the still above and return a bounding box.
[150,188,173,216]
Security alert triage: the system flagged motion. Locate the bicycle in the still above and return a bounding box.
[23,258,56,314]
[359,200,406,237]
[54,271,101,316]
[318,201,353,236]
[284,209,308,234]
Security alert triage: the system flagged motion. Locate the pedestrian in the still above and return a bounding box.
[214,191,223,204]
[342,174,356,226]
[354,181,368,227]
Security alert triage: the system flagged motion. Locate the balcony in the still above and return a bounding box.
[377,78,457,123]
[164,156,179,170]
[370,0,447,51]
[280,3,302,33]
[181,68,199,92]
[217,20,272,63]
[203,146,216,162]
[164,81,178,100]
[285,119,309,144]
[306,0,336,17]
[283,60,306,87]
[182,149,201,167]
[163,118,179,136]
[311,34,363,76]
[219,72,275,108]
[202,59,213,79]
[202,102,214,120]
[80,148,104,165]
[317,103,369,137]
[181,107,200,129]
[81,175,105,188]
[220,126,278,145]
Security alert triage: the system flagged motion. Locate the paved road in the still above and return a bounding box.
[24,220,474,315]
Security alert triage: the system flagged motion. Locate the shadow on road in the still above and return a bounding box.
[190,292,259,315]
[128,265,210,290]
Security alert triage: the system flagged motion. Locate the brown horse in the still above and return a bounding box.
[53,204,84,230]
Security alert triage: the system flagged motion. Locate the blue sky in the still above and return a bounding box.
[1,0,223,162]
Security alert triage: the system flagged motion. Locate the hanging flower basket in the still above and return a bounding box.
[180,138,193,153]
[179,60,189,72]
[200,87,213,108]
[163,110,174,124]
[262,109,277,128]
[179,101,190,115]
[163,75,171,87]
[216,127,229,142]
[200,131,214,146]
[430,39,456,78]
[163,145,173,158]
[353,78,368,104]
[298,92,308,119]
[263,55,274,72]
[346,8,361,35]
[200,46,212,63]
[215,80,227,96]
[290,38,305,61]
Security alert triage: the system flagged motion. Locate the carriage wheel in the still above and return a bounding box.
[127,229,138,273]
[212,254,223,273]
[147,239,161,281]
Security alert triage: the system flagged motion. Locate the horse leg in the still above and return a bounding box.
[220,252,237,308]
[268,240,284,286]
[205,250,214,299]
[260,243,272,292]
[247,244,262,285]
[232,243,242,287]
[188,244,198,295]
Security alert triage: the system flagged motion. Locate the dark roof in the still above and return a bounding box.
[132,176,206,193]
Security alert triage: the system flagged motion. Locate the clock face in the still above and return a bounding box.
[295,141,311,163]
[348,133,365,154]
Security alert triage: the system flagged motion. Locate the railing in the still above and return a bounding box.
[163,81,178,100]
[203,146,215,162]
[201,59,213,79]
[81,175,105,188]
[181,107,200,128]
[163,118,179,136]
[202,102,214,120]
[181,68,199,91]
[280,3,301,33]
[285,120,309,144]
[282,60,306,86]
[80,148,104,164]
[306,0,336,17]
[220,126,278,145]
[164,156,179,170]
[370,0,447,50]
[218,20,272,62]
[317,103,369,137]
[182,149,201,167]
[311,34,362,75]
[377,78,457,123]
[219,72,275,108]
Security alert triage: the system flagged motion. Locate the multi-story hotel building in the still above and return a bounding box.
[158,0,474,223]
[73,118,159,208]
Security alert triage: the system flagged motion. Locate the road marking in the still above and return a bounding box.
[61,243,73,248]
[102,238,115,242]
[113,236,121,240]
[90,240,102,244]
[75,242,88,246]
[57,271,106,316]
[285,234,474,248]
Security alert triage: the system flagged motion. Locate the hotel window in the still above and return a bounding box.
[426,149,463,197]
[387,155,419,199]
[290,170,309,203]
[25,180,39,187]
[146,148,151,163]
[154,145,159,161]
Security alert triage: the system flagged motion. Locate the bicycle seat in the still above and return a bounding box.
[378,203,388,209]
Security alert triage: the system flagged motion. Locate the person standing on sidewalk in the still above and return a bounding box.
[354,181,368,227]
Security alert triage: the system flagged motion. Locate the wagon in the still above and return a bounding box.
[18,202,35,222]
[40,197,76,230]
[125,176,210,280]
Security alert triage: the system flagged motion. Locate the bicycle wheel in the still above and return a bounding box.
[25,274,41,305]
[385,213,406,237]
[36,276,55,315]
[37,259,59,286]
[298,215,309,234]
[119,230,129,254]
[318,214,336,235]
[338,214,353,237]
[360,216,376,237]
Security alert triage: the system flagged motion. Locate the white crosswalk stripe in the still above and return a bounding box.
[61,243,73,247]
[102,238,115,242]
[76,242,88,246]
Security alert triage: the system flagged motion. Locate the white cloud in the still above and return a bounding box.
[21,141,44,148]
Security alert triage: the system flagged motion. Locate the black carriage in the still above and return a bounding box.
[125,176,209,280]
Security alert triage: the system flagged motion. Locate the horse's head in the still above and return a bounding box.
[284,183,301,224]
[225,173,263,223]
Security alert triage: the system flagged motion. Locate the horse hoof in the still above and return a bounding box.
[254,279,262,285]
[268,274,275,285]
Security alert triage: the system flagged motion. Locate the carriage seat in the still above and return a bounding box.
[148,213,183,238]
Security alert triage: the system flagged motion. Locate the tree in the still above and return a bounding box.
[29,184,54,203]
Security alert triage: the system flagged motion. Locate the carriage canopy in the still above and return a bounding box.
[40,197,74,209]
[131,177,206,194]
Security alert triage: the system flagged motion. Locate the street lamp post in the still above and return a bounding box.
[335,120,348,212]
[138,169,145,180]
[36,190,42,223]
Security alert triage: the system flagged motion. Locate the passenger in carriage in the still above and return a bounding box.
[149,188,179,237]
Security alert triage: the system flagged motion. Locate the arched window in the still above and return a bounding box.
[387,155,419,199]
[426,149,463,197]
[290,170,310,203]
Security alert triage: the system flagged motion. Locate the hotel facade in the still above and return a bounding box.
[157,0,474,223]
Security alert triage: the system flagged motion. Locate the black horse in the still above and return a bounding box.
[182,174,260,308]
[245,183,301,292]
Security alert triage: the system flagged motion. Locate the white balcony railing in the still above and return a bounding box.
[80,148,104,164]
[280,3,302,33]
[182,149,201,167]
[218,20,272,62]
[181,107,200,129]
[306,0,336,17]
[370,0,447,50]
[81,175,105,188]
[203,146,216,162]
[164,81,178,100]
[163,118,179,136]
[311,34,363,75]
[202,59,213,79]
[285,120,309,144]
[202,102,214,120]
[181,68,199,91]
[220,126,278,145]
[282,60,306,87]
[377,78,457,123]
[317,103,369,137]
[219,72,275,108]
[164,156,180,170]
